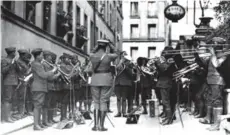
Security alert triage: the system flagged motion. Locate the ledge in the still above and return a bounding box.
[130,15,140,19]
[123,38,165,42]
[1,6,89,58]
[147,15,158,19]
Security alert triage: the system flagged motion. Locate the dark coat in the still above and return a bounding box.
[115,64,133,86]
[31,61,54,92]
[1,57,18,85]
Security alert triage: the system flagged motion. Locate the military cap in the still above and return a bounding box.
[71,54,78,60]
[5,47,16,54]
[43,50,52,56]
[63,53,73,59]
[50,52,57,60]
[18,49,29,55]
[97,39,109,46]
[31,48,43,55]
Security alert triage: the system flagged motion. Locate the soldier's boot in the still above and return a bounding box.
[114,99,121,117]
[207,107,223,131]
[42,108,52,127]
[195,104,205,118]
[122,100,127,117]
[3,102,14,123]
[142,105,148,114]
[60,105,67,121]
[107,101,113,113]
[16,102,25,119]
[161,108,173,125]
[199,106,212,124]
[160,106,167,119]
[33,108,44,131]
[92,109,100,131]
[48,110,58,124]
[98,111,108,131]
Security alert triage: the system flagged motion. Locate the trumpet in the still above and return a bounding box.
[70,62,87,82]
[173,63,199,80]
[41,59,70,83]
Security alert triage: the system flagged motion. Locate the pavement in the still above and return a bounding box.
[0,96,228,135]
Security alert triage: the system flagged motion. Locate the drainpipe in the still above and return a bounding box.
[93,1,96,46]
[193,0,199,27]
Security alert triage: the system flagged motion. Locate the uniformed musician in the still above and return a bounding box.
[155,46,177,125]
[14,49,32,120]
[1,47,19,123]
[87,39,118,131]
[114,52,133,117]
[42,50,60,127]
[31,48,57,130]
[59,53,73,121]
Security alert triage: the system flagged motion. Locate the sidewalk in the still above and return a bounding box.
[0,117,33,135]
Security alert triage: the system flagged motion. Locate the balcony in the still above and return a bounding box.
[130,14,140,19]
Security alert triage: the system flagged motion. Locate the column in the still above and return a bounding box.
[72,1,76,47]
[63,1,68,42]
[35,1,44,29]
[80,8,85,49]
[50,1,57,35]
[87,19,91,53]
[14,1,26,18]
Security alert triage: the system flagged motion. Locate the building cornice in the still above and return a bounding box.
[123,38,165,42]
[1,6,88,58]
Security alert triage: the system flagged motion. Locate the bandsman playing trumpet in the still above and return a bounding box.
[31,48,57,130]
[114,52,133,117]
[1,47,19,123]
[58,53,74,121]
[14,49,32,120]
[42,50,61,127]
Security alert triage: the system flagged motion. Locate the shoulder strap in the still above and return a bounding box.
[94,54,106,73]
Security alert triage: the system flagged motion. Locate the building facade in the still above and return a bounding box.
[1,0,123,59]
[122,0,170,61]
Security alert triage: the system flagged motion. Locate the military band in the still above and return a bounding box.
[1,37,230,132]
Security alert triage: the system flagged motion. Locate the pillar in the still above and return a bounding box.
[35,1,44,29]
[72,1,76,47]
[63,1,68,42]
[50,1,57,36]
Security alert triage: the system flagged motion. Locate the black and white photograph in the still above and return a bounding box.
[0,0,230,135]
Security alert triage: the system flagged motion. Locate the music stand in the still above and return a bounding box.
[170,78,184,128]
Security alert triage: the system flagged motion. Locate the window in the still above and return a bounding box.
[100,31,103,39]
[148,47,156,58]
[76,6,81,26]
[3,1,14,12]
[83,14,88,52]
[148,24,157,39]
[130,2,138,17]
[147,1,157,18]
[90,21,95,50]
[96,27,98,42]
[131,47,138,61]
[130,24,139,38]
[84,14,88,36]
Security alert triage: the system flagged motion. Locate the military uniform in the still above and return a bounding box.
[14,49,32,119]
[114,59,133,117]
[59,53,73,121]
[42,50,60,126]
[31,48,55,130]
[89,39,118,131]
[1,47,18,123]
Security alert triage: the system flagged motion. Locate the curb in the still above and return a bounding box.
[2,123,33,135]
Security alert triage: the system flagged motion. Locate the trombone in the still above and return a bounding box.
[70,62,87,82]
